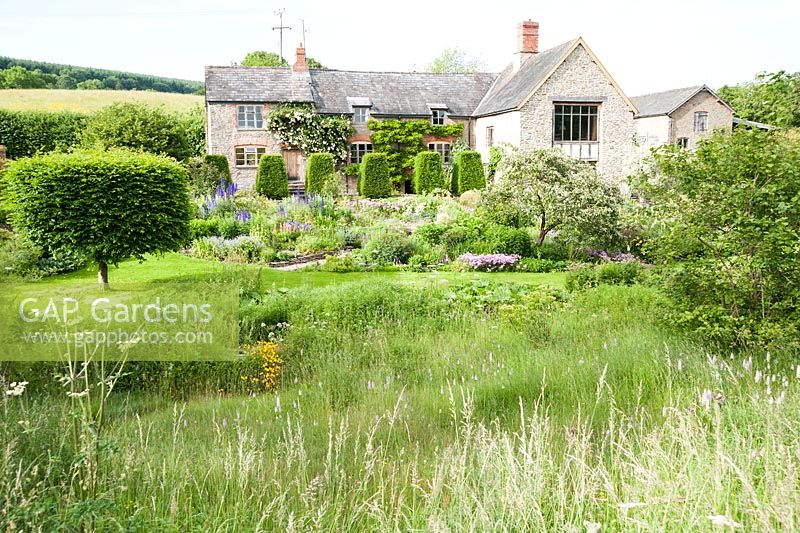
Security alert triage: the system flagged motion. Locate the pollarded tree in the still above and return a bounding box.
[480,148,620,246]
[5,150,192,288]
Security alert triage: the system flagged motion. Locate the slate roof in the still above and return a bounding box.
[473,39,577,116]
[205,66,496,117]
[310,70,496,117]
[205,67,314,103]
[630,86,708,117]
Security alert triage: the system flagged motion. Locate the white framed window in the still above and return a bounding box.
[486,126,494,148]
[553,104,599,142]
[428,142,452,164]
[349,142,373,164]
[237,105,264,129]
[677,137,689,149]
[235,146,266,167]
[431,109,446,126]
[694,111,708,132]
[353,107,369,125]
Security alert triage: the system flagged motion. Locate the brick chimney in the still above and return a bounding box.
[513,20,539,72]
[293,44,308,72]
[518,20,539,54]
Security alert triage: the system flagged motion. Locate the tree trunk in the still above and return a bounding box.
[98,262,109,290]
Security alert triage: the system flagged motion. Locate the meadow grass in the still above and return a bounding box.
[3,277,798,531]
[0,89,203,114]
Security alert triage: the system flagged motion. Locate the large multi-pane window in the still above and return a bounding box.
[237,105,264,129]
[428,142,452,164]
[235,146,266,166]
[694,111,708,132]
[353,107,369,125]
[431,109,446,126]
[553,104,598,142]
[349,142,373,164]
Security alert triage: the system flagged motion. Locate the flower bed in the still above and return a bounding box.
[457,253,521,272]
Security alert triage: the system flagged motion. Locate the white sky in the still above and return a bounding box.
[1,0,798,95]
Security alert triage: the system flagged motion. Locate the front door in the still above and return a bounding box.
[282,149,304,181]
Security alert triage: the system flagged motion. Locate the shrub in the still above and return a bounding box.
[188,218,221,240]
[459,189,482,208]
[565,262,643,291]
[636,129,800,349]
[0,109,86,159]
[451,150,485,195]
[413,151,445,194]
[363,230,417,265]
[216,217,249,239]
[305,153,335,195]
[5,150,192,286]
[255,154,289,199]
[204,154,231,182]
[360,153,392,198]
[482,224,531,257]
[82,102,195,161]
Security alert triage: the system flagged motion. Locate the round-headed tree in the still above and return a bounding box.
[480,148,620,246]
[256,154,289,199]
[413,151,445,194]
[305,153,335,195]
[5,149,192,288]
[359,152,392,198]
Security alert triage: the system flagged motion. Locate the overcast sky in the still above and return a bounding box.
[1,0,798,95]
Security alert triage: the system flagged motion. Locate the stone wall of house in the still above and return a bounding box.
[206,102,282,189]
[670,90,733,149]
[518,43,636,185]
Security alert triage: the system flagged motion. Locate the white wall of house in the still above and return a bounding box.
[474,111,521,161]
[634,115,671,148]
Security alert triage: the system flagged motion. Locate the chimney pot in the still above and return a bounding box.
[517,20,539,54]
[293,43,308,72]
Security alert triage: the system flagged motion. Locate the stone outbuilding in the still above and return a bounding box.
[631,85,734,150]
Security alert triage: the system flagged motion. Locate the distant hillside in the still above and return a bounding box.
[0,89,204,114]
[0,56,203,94]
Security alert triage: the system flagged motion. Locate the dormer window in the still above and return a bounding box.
[353,107,369,125]
[431,109,446,126]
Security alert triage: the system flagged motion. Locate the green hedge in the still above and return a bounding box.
[0,109,86,159]
[413,151,444,194]
[359,152,392,198]
[256,154,289,199]
[204,154,231,182]
[452,150,485,195]
[305,153,335,195]
[4,150,192,285]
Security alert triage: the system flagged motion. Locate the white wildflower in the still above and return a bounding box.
[755,370,763,383]
[708,514,742,528]
[5,381,28,397]
[584,521,602,533]
[700,389,713,410]
[742,357,752,372]
[677,359,683,372]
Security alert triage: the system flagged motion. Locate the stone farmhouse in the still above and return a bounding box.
[205,20,735,191]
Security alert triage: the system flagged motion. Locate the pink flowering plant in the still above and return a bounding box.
[457,253,521,272]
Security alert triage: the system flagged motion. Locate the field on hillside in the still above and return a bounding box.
[0,89,203,113]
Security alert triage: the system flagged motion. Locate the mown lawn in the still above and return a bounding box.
[0,89,203,113]
[38,251,568,288]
